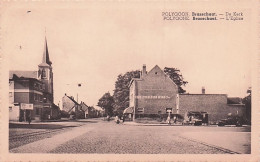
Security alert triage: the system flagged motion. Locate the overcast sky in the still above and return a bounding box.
[2,2,252,108]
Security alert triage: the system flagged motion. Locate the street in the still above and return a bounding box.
[9,118,251,154]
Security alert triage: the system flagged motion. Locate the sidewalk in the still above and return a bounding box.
[122,121,251,127]
[122,121,182,126]
[181,131,251,154]
[10,124,93,153]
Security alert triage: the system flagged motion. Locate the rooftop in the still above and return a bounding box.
[9,71,37,79]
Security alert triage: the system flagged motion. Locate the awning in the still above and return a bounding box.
[123,107,134,114]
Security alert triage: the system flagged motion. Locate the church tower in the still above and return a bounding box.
[38,37,54,107]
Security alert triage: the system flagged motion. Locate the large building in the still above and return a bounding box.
[128,65,178,119]
[9,75,44,121]
[9,37,59,121]
[126,65,245,123]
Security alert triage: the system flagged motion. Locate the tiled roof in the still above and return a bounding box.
[80,102,89,111]
[9,70,37,79]
[66,95,79,105]
[227,97,242,104]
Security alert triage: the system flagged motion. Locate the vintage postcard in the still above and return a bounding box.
[0,0,259,161]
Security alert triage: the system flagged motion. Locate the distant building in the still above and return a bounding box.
[126,65,245,123]
[9,37,59,121]
[80,102,89,118]
[62,94,80,118]
[62,94,102,119]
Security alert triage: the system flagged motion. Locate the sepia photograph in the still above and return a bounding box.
[0,0,259,161]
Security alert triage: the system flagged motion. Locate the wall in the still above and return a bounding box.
[9,105,20,121]
[9,81,14,104]
[179,94,245,123]
[14,92,29,103]
[134,66,178,115]
[129,80,135,107]
[62,96,76,112]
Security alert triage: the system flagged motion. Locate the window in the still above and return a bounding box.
[39,95,43,102]
[42,69,46,78]
[9,107,12,112]
[166,108,172,113]
[155,72,158,74]
[9,92,13,97]
[34,94,38,101]
[137,108,144,113]
[36,108,40,115]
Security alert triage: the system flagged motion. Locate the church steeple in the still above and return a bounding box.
[38,35,54,104]
[39,37,52,66]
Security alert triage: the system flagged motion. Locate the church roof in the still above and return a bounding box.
[9,70,37,79]
[39,37,52,67]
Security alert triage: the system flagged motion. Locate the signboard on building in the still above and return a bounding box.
[21,103,33,110]
[166,108,172,113]
[135,95,171,99]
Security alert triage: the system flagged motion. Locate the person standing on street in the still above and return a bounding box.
[27,114,31,125]
[166,115,171,125]
[173,116,177,124]
[115,116,119,124]
[122,115,125,123]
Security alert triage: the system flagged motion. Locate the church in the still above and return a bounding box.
[9,37,59,121]
[125,65,245,124]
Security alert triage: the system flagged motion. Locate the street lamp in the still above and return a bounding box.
[77,83,82,103]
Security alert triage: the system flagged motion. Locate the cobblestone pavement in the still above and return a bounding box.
[10,119,251,154]
[50,121,250,154]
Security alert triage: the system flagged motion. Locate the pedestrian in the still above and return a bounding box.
[122,115,125,123]
[27,115,31,125]
[115,116,119,124]
[166,115,171,125]
[173,116,177,124]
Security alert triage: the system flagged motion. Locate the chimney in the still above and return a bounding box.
[202,86,205,94]
[142,64,147,77]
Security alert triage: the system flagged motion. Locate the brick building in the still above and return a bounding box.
[9,75,44,121]
[126,65,245,123]
[9,37,59,121]
[128,65,178,119]
[179,94,245,123]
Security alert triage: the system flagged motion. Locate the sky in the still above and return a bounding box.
[2,1,252,108]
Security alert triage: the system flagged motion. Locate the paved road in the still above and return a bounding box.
[9,118,251,154]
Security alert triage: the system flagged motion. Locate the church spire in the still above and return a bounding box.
[39,36,52,67]
[42,36,52,66]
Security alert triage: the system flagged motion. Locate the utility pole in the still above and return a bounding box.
[75,83,82,119]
